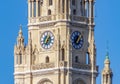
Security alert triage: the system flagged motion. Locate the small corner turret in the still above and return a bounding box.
[101,52,113,84]
[14,25,26,68]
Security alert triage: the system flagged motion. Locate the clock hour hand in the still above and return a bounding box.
[76,35,82,43]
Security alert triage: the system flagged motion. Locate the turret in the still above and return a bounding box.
[14,25,25,71]
[102,52,113,84]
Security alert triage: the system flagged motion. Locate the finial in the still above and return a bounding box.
[106,40,109,59]
[19,24,22,33]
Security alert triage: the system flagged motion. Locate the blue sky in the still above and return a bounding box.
[0,0,120,84]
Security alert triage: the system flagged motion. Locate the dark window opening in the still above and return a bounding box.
[48,9,51,15]
[46,56,49,63]
[73,9,76,15]
[75,56,79,63]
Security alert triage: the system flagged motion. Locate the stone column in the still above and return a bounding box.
[28,0,31,18]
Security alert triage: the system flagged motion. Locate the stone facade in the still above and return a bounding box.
[14,0,99,84]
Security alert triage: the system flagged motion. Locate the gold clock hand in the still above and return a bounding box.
[76,35,82,43]
[45,35,50,44]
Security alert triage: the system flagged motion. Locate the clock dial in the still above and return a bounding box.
[40,31,54,49]
[71,31,84,49]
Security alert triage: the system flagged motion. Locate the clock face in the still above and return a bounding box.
[40,31,54,49]
[71,31,84,49]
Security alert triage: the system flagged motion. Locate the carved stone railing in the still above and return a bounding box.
[71,15,88,22]
[72,63,91,70]
[31,62,55,70]
[29,14,88,24]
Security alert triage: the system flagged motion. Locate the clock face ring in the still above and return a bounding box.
[40,31,54,49]
[71,31,84,49]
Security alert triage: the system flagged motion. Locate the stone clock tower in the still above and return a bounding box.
[14,0,98,84]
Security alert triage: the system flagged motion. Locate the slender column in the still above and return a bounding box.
[28,0,31,18]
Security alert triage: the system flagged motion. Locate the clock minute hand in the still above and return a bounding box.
[45,35,50,44]
[76,35,82,43]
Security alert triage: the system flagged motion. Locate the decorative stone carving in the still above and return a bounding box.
[32,62,55,70]
[39,22,56,28]
[59,61,67,67]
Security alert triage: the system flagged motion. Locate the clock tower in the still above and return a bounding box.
[14,0,98,84]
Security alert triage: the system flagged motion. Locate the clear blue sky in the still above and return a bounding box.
[0,0,119,84]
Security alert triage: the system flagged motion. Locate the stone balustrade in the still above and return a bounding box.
[29,14,88,23]
[73,63,91,70]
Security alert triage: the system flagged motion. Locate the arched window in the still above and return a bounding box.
[73,9,76,15]
[20,54,22,64]
[86,52,90,64]
[48,9,51,15]
[75,56,79,63]
[49,0,52,5]
[46,56,49,63]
